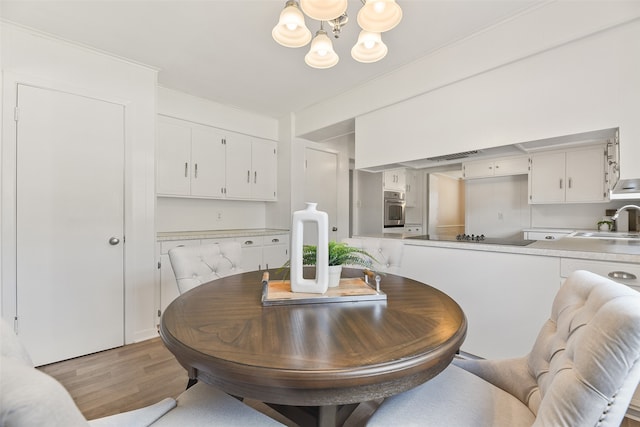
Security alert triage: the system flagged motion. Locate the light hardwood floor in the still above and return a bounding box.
[38,338,640,427]
[38,337,378,426]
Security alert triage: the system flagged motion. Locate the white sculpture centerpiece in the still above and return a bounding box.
[290,202,329,294]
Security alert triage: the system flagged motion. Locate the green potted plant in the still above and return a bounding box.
[286,241,379,287]
[597,220,613,231]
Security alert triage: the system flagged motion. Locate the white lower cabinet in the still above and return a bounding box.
[157,233,290,317]
[559,258,640,291]
[559,257,640,414]
[159,239,202,316]
[524,230,573,241]
[238,236,264,271]
[263,234,290,270]
[401,244,560,359]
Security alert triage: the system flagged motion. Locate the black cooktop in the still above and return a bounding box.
[405,234,535,247]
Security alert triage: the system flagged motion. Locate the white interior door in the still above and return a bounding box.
[304,148,338,245]
[16,84,125,366]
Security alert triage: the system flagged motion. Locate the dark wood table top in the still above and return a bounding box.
[160,268,466,407]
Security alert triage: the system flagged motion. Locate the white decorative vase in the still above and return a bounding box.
[290,202,329,294]
[328,265,342,288]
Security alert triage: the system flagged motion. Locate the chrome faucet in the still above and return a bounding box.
[611,204,640,221]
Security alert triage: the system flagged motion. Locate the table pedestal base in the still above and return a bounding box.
[266,402,360,427]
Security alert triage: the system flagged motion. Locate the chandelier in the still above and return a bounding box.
[272,0,403,69]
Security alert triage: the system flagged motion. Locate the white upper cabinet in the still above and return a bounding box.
[158,117,226,197]
[383,168,406,191]
[157,118,192,196]
[226,137,277,201]
[190,126,227,197]
[225,133,253,199]
[529,145,607,204]
[251,138,278,200]
[157,116,277,201]
[463,156,529,179]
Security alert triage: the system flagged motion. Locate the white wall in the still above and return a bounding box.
[355,18,640,174]
[156,198,266,232]
[158,86,278,140]
[266,113,293,231]
[463,175,634,233]
[297,2,639,144]
[1,22,157,342]
[531,201,635,230]
[465,176,530,239]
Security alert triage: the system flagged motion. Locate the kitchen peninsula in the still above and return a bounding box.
[388,231,640,419]
[353,233,640,359]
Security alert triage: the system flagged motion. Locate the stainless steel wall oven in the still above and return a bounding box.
[384,190,406,228]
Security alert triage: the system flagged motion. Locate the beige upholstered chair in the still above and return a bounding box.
[0,318,283,426]
[367,270,640,427]
[342,237,404,274]
[168,241,243,294]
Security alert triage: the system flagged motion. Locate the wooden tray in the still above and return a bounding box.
[261,274,386,306]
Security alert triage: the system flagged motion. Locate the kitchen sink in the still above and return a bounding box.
[570,231,640,240]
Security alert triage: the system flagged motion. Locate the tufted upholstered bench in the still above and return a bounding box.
[342,237,404,274]
[168,241,243,295]
[367,269,640,426]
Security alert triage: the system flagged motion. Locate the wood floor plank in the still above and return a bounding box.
[39,337,189,420]
[38,336,376,425]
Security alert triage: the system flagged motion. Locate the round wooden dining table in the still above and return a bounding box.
[160,268,466,427]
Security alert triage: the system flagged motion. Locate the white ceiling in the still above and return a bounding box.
[1,0,541,119]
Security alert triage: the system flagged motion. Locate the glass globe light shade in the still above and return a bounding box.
[357,0,403,33]
[351,30,387,63]
[300,0,348,21]
[272,1,312,48]
[305,30,339,69]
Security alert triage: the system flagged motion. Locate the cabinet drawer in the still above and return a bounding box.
[263,234,289,246]
[239,236,263,247]
[160,239,199,254]
[200,237,235,245]
[560,258,640,289]
[525,231,571,241]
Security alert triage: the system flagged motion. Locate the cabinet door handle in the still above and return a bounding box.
[559,178,563,189]
[608,271,637,280]
[245,240,253,245]
[545,235,555,240]
[568,177,572,189]
[272,238,280,243]
[247,170,250,183]
[184,162,188,178]
[194,163,198,178]
[254,171,257,184]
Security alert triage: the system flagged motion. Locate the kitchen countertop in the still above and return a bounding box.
[354,233,640,264]
[157,228,289,241]
[157,229,640,263]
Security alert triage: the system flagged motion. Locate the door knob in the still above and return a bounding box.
[109,237,120,246]
[332,227,338,232]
